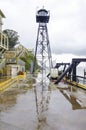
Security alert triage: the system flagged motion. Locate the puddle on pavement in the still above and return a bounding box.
[0,73,86,130]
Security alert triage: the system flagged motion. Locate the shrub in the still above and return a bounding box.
[17,71,24,75]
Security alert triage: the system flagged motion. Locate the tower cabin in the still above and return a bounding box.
[0,10,8,53]
[36,9,50,23]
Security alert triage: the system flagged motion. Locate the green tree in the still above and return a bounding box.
[21,52,39,72]
[21,52,34,70]
[3,29,19,49]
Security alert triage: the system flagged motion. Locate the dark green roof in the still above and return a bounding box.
[0,10,5,18]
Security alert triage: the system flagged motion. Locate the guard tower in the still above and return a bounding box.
[33,8,52,73]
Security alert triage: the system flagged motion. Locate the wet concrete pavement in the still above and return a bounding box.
[0,73,86,130]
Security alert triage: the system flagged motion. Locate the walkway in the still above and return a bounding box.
[0,73,86,130]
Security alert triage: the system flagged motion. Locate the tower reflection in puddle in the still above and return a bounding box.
[34,71,51,129]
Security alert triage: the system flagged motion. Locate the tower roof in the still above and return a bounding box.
[36,8,50,23]
[38,9,48,14]
[0,10,6,18]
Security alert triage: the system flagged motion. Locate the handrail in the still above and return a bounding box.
[0,73,26,93]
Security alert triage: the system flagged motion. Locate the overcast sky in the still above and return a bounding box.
[1,0,86,63]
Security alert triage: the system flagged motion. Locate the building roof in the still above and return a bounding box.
[0,10,5,18]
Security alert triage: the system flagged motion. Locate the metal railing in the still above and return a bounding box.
[66,74,86,85]
[0,31,9,50]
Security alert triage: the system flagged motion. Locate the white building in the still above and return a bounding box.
[0,10,8,53]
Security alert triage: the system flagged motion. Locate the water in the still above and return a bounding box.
[0,73,86,130]
[77,66,84,76]
[77,66,86,84]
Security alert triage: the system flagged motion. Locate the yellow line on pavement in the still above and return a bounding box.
[0,73,26,93]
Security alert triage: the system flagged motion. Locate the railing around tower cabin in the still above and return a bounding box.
[0,31,8,50]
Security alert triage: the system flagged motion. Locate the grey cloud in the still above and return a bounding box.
[1,0,86,57]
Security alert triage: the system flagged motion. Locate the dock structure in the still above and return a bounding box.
[84,69,86,78]
[55,58,86,89]
[55,63,70,74]
[55,63,70,69]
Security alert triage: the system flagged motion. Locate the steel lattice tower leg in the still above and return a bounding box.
[33,23,52,73]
